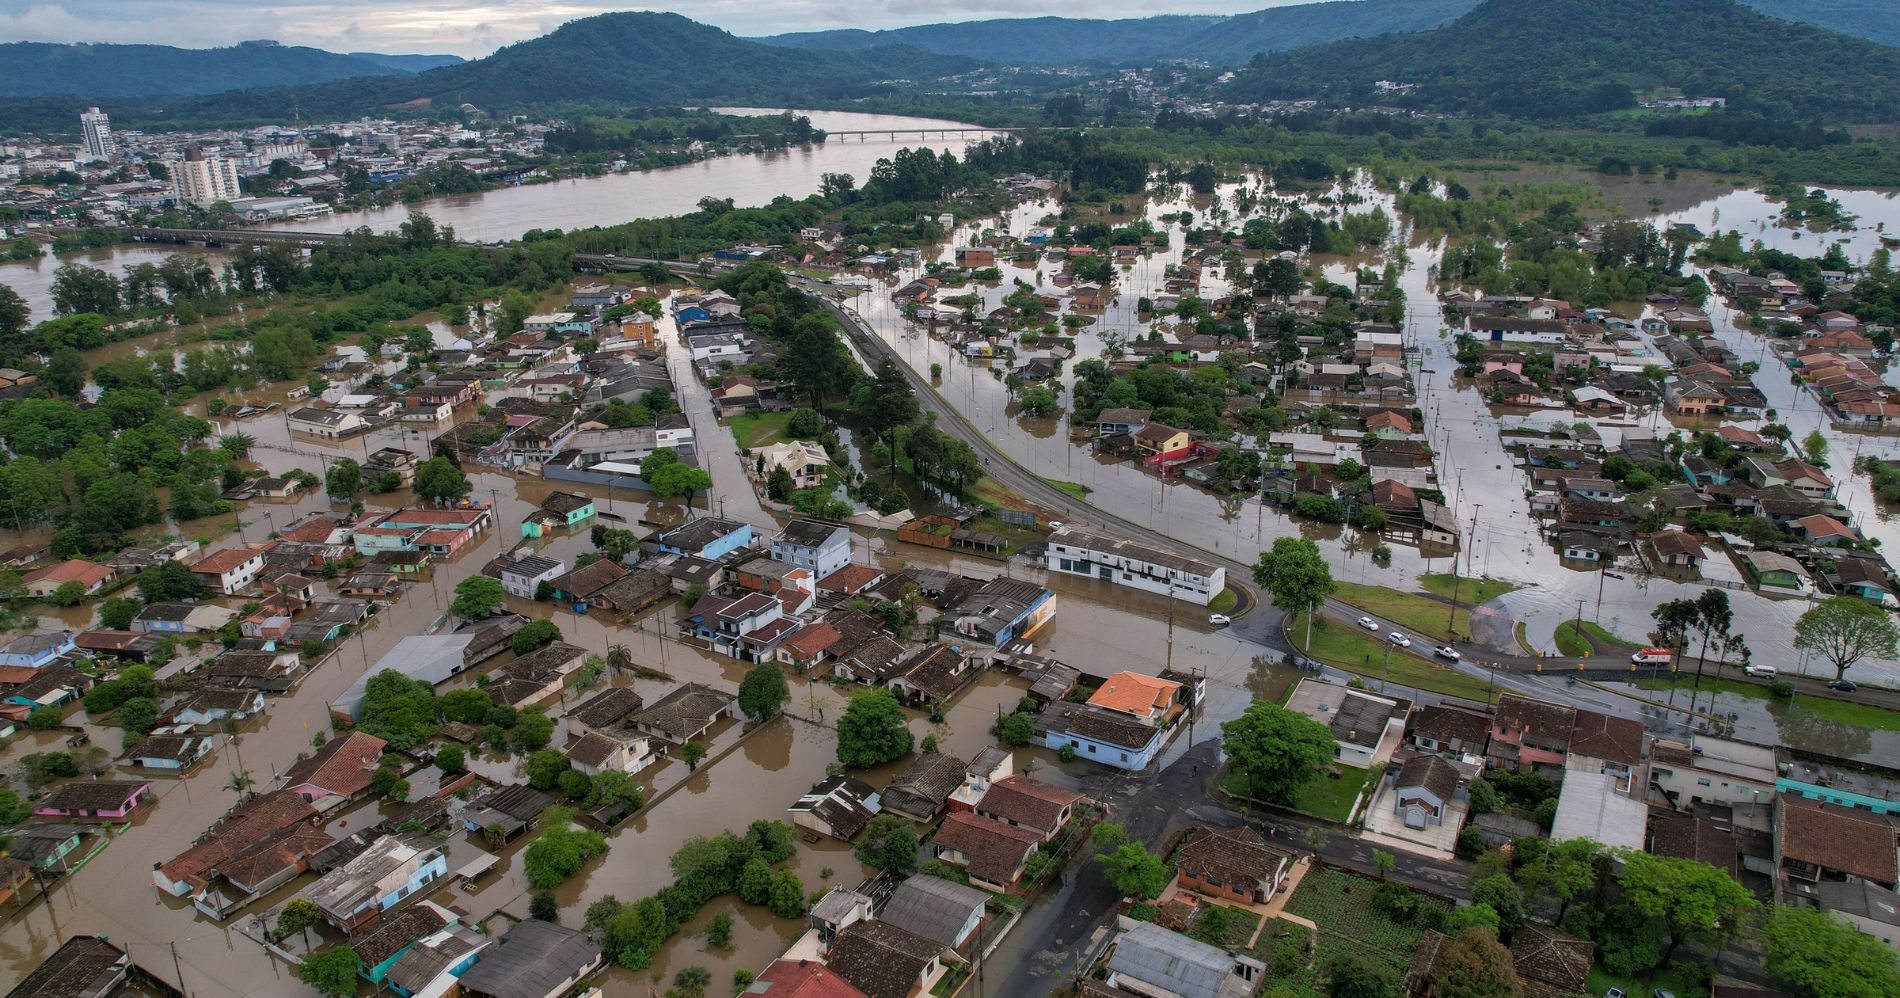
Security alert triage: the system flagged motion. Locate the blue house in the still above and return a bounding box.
[771,520,852,579]
[675,304,711,324]
[306,834,448,933]
[655,517,753,562]
[0,631,73,668]
[355,903,462,986]
[1036,701,1166,771]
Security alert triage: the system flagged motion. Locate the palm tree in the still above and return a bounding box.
[607,643,633,674]
[225,769,254,796]
[218,431,257,461]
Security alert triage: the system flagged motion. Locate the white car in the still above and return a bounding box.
[1357,616,1379,631]
[1048,521,1064,531]
[1208,614,1232,627]
[1435,645,1461,661]
[1389,632,1412,648]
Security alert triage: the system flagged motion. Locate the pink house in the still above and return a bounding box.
[34,779,151,819]
[1481,352,1525,376]
[1486,693,1574,774]
[283,730,387,803]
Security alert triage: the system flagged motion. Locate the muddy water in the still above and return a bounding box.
[847,172,1900,684]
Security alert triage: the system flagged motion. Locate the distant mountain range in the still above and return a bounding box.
[346,52,467,74]
[0,41,464,98]
[1229,0,1900,121]
[760,0,1900,64]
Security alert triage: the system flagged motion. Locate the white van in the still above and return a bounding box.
[1744,664,1778,679]
[1630,648,1673,665]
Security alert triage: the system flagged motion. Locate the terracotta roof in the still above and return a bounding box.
[818,563,885,595]
[932,811,1040,884]
[551,558,627,597]
[1650,530,1705,558]
[192,548,261,574]
[158,789,316,887]
[779,622,841,662]
[1409,704,1491,747]
[1087,672,1180,719]
[1778,794,1899,883]
[565,731,628,769]
[976,776,1083,834]
[282,730,388,797]
[1565,710,1645,765]
[1494,693,1575,742]
[753,960,868,998]
[23,560,114,587]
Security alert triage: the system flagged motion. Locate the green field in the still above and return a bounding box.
[1633,676,1900,733]
[1333,581,1469,642]
[1293,615,1497,703]
[1278,867,1453,993]
[1554,620,1640,657]
[727,410,793,449]
[1222,762,1374,823]
[1419,573,1519,606]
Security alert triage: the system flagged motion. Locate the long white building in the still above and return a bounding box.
[79,107,114,162]
[170,147,242,207]
[1043,527,1226,605]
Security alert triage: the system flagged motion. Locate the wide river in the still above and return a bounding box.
[0,108,1004,322]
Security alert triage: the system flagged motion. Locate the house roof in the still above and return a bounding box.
[1509,924,1593,992]
[932,811,1040,883]
[825,920,941,998]
[880,752,967,819]
[631,682,734,740]
[23,560,113,588]
[351,903,451,968]
[36,779,148,813]
[1108,921,1242,998]
[779,623,841,662]
[282,730,388,797]
[1566,710,1645,765]
[1175,825,1286,894]
[658,516,746,553]
[1778,794,1899,883]
[1650,530,1705,558]
[1087,672,1180,719]
[567,687,644,732]
[777,519,845,549]
[1409,704,1491,747]
[158,789,316,887]
[5,935,128,998]
[550,558,626,598]
[455,919,602,998]
[1494,693,1575,742]
[1037,700,1158,750]
[752,960,868,998]
[1134,422,1185,444]
[1649,815,1738,879]
[880,874,989,948]
[976,776,1082,834]
[789,775,880,838]
[565,731,629,769]
[192,548,261,575]
[818,563,886,595]
[1395,755,1461,802]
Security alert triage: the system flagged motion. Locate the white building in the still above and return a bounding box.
[80,107,114,162]
[1043,526,1226,605]
[170,148,243,208]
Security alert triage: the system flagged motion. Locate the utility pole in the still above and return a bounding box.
[170,941,187,997]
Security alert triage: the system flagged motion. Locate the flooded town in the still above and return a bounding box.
[3,4,1900,998]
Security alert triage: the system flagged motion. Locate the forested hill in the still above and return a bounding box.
[0,42,403,97]
[345,53,467,73]
[25,13,979,130]
[1227,0,1900,122]
[1745,0,1900,47]
[758,15,1221,64]
[1171,0,1478,64]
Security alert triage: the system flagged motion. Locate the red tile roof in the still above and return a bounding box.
[281,731,387,798]
[977,776,1084,834]
[754,961,868,998]
[192,548,261,575]
[24,560,113,587]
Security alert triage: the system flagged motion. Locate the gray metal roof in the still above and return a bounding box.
[456,919,601,998]
[1107,922,1237,998]
[879,875,988,948]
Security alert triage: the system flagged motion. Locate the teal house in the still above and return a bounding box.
[522,492,596,538]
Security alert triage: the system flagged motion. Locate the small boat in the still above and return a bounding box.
[1604,572,1625,580]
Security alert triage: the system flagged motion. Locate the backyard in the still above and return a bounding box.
[1222,762,1376,823]
[1265,866,1454,997]
[727,410,793,449]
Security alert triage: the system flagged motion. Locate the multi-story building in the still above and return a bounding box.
[169,147,242,207]
[1043,526,1225,605]
[79,108,114,162]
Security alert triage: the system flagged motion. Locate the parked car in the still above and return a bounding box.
[1435,646,1460,661]
[1357,616,1379,631]
[1208,614,1232,627]
[1828,679,1858,692]
[1604,989,1625,998]
[1389,631,1411,648]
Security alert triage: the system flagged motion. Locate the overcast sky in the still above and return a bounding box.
[0,1,1298,55]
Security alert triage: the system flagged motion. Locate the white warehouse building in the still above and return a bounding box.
[1043,527,1225,606]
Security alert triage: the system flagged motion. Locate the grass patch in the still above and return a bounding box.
[1587,962,1709,998]
[971,476,1035,513]
[1419,573,1519,606]
[1207,588,1238,615]
[1554,620,1639,657]
[1333,581,1468,642]
[1224,762,1375,822]
[1633,676,1900,732]
[727,410,793,449]
[1293,616,1497,703]
[1041,478,1092,500]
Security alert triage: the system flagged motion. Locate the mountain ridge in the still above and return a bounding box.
[0,41,405,98]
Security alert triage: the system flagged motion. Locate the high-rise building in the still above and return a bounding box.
[79,107,114,162]
[170,147,243,208]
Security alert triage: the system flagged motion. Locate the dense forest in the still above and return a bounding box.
[0,41,404,98]
[1229,0,1900,122]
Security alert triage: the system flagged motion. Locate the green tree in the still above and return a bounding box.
[25,705,61,730]
[523,807,608,889]
[739,856,773,905]
[706,911,734,949]
[512,619,562,655]
[440,688,494,724]
[450,575,506,621]
[357,669,440,750]
[136,559,201,602]
[683,740,708,770]
[768,867,807,917]
[435,745,465,772]
[530,890,559,921]
[298,947,361,997]
[414,456,471,503]
[276,897,322,947]
[526,749,572,790]
[1436,928,1519,998]
[1469,875,1525,935]
[97,596,141,630]
[1098,843,1171,900]
[1620,851,1758,963]
[1793,596,1900,680]
[1762,904,1900,998]
[1253,537,1335,649]
[1220,701,1335,803]
[324,457,362,500]
[511,709,554,751]
[1326,952,1394,998]
[47,580,87,607]
[836,688,913,767]
[994,711,1035,746]
[649,461,714,502]
[854,813,919,874]
[1371,850,1396,880]
[1091,822,1128,852]
[118,696,158,735]
[1520,836,1600,920]
[1802,428,1829,467]
[737,663,790,721]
